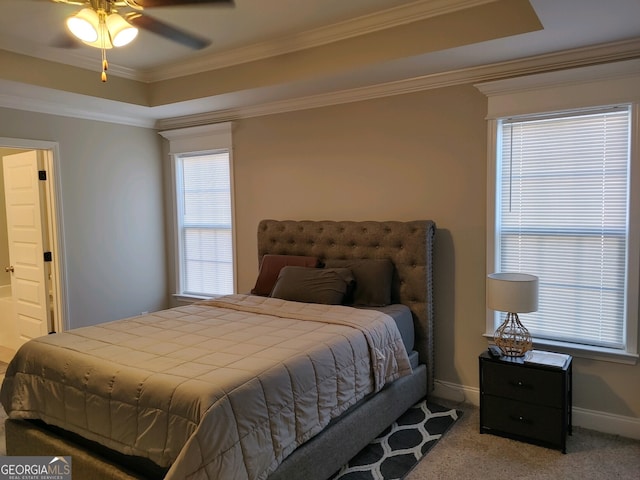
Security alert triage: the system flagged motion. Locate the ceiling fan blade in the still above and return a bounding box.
[50,30,81,49]
[130,0,234,7]
[127,13,212,49]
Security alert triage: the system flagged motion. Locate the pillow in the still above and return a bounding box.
[251,254,319,296]
[323,258,394,306]
[270,266,355,305]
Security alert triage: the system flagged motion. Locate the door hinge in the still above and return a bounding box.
[44,252,52,262]
[38,170,47,181]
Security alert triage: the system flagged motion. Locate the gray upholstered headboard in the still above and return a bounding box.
[256,219,436,392]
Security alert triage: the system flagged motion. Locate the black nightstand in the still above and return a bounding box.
[479,350,572,453]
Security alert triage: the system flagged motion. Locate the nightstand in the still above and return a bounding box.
[479,350,572,453]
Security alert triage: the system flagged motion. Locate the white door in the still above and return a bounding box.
[2,151,51,346]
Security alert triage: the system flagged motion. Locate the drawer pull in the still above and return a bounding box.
[508,379,531,389]
[509,415,533,425]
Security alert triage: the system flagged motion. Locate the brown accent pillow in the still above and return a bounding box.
[270,266,355,305]
[323,258,394,306]
[251,254,319,296]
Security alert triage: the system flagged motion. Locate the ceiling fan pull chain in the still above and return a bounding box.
[100,10,108,82]
[60,0,234,83]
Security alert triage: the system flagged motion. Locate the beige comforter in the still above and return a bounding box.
[0,294,411,480]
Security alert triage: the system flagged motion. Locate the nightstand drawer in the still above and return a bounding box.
[482,361,563,407]
[482,395,563,446]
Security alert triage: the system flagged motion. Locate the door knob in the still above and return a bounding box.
[5,266,14,273]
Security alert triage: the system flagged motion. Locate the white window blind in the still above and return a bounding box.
[496,106,631,349]
[177,151,233,296]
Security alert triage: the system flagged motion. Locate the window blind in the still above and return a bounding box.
[497,107,630,349]
[179,152,233,296]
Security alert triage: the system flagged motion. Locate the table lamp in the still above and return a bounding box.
[487,272,538,357]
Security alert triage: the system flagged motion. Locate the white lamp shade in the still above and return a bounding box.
[66,10,138,49]
[107,14,138,47]
[66,8,99,43]
[487,272,538,313]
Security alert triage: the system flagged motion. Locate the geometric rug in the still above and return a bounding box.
[332,400,461,480]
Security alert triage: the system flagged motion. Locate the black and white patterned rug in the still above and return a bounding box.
[333,400,461,480]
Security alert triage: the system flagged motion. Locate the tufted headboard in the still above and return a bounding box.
[256,219,436,392]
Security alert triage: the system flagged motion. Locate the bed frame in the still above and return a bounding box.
[5,219,436,480]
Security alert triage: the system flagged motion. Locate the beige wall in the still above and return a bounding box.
[227,84,640,419]
[0,107,168,329]
[2,80,637,424]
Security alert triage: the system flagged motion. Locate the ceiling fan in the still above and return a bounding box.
[44,0,235,81]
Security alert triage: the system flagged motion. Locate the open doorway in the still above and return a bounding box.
[0,139,66,360]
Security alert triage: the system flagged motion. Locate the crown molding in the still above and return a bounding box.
[0,79,155,128]
[159,122,232,154]
[476,57,640,119]
[155,38,640,130]
[140,0,494,82]
[476,54,640,97]
[3,37,639,131]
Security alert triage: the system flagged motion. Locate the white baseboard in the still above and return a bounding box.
[432,379,480,406]
[432,379,640,440]
[572,407,640,440]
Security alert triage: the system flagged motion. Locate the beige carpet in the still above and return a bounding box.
[407,400,640,480]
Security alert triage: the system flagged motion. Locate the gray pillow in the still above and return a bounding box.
[323,258,394,306]
[251,254,319,296]
[270,266,354,305]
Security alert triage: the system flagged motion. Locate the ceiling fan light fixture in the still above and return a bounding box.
[66,8,99,43]
[107,13,138,47]
[61,0,233,82]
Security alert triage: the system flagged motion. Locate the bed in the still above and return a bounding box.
[1,219,435,480]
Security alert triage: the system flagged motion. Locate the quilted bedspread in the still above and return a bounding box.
[0,294,411,480]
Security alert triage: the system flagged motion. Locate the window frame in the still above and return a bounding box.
[159,123,236,301]
[477,60,640,364]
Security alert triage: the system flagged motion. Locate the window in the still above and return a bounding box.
[494,107,631,350]
[477,60,640,362]
[159,123,236,299]
[175,152,233,296]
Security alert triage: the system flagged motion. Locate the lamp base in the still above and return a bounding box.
[494,312,532,357]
